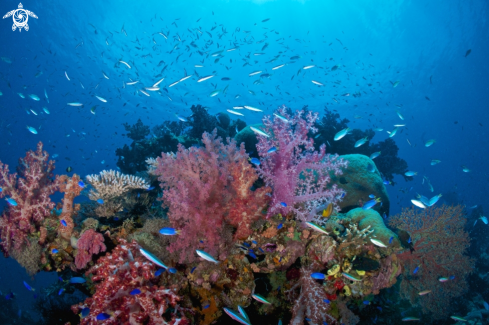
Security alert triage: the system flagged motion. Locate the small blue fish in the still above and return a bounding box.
[341,192,346,198]
[251,240,257,245]
[413,266,419,274]
[389,237,393,244]
[23,281,35,292]
[96,313,111,321]
[5,292,14,300]
[52,249,59,254]
[369,194,375,199]
[137,193,140,198]
[305,318,311,321]
[60,219,67,227]
[382,179,390,185]
[408,237,412,244]
[323,299,330,304]
[310,273,325,280]
[203,304,210,309]
[155,268,165,276]
[168,267,177,274]
[114,217,119,221]
[58,276,63,282]
[250,158,261,166]
[80,307,90,318]
[69,277,86,284]
[6,198,17,206]
[258,247,265,253]
[159,227,181,235]
[267,147,277,153]
[449,275,455,280]
[0,187,2,192]
[280,202,287,207]
[58,288,65,295]
[146,186,155,191]
[130,289,141,295]
[190,267,196,274]
[243,242,251,247]
[363,300,370,305]
[362,198,381,210]
[97,198,104,204]
[249,250,257,259]
[277,223,283,230]
[78,181,85,188]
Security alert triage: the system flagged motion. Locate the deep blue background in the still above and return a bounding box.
[0,0,488,319]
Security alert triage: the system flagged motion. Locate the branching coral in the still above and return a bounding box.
[388,205,474,319]
[0,142,58,256]
[86,170,149,201]
[75,229,106,270]
[155,129,270,263]
[72,239,190,324]
[255,106,347,222]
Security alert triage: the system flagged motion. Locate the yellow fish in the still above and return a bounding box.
[322,203,333,218]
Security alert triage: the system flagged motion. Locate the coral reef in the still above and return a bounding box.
[72,239,191,324]
[388,205,474,319]
[75,229,106,269]
[86,170,149,201]
[57,174,83,242]
[255,106,347,222]
[0,141,58,255]
[155,129,270,263]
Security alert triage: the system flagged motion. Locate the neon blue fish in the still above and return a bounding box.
[69,277,86,284]
[78,181,85,188]
[130,289,141,295]
[96,313,110,320]
[60,220,67,227]
[169,267,177,274]
[6,198,17,206]
[97,198,104,204]
[80,307,90,318]
[310,273,325,280]
[58,288,65,295]
[155,268,165,276]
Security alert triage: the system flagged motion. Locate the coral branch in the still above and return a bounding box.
[57,174,83,241]
[75,229,106,270]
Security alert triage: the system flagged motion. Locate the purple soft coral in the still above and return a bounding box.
[255,106,347,223]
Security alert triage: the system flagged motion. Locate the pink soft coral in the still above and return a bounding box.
[155,129,270,263]
[255,106,347,222]
[0,142,58,256]
[75,229,106,269]
[72,239,190,324]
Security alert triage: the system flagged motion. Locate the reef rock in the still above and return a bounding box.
[330,154,389,215]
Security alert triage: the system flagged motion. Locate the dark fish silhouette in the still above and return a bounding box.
[465,49,471,57]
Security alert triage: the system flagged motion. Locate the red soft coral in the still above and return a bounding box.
[75,229,106,270]
[155,129,270,263]
[72,239,190,325]
[0,142,58,256]
[255,106,347,223]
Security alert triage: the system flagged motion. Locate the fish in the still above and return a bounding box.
[58,288,65,295]
[425,139,436,147]
[227,109,244,116]
[303,65,315,69]
[51,249,59,254]
[119,60,131,69]
[250,126,270,138]
[250,158,261,166]
[431,159,441,165]
[96,313,111,321]
[462,165,470,172]
[334,128,350,141]
[223,308,251,325]
[413,266,419,274]
[405,171,417,177]
[168,267,177,274]
[238,306,250,323]
[402,317,420,321]
[43,107,50,114]
[396,110,404,120]
[27,126,38,134]
[450,316,467,322]
[196,249,219,263]
[465,49,471,57]
[331,64,340,71]
[210,89,221,97]
[311,273,326,280]
[175,114,188,122]
[362,198,381,210]
[126,80,139,85]
[130,289,141,295]
[168,81,180,87]
[28,94,40,101]
[66,167,73,172]
[411,200,426,209]
[60,220,67,227]
[311,80,324,86]
[277,223,283,229]
[95,95,107,103]
[102,71,109,79]
[69,277,86,284]
[97,199,104,204]
[438,277,449,282]
[65,71,70,81]
[428,194,442,206]
[23,281,35,292]
[78,181,85,188]
[388,127,399,138]
[252,293,271,304]
[354,137,368,148]
[18,92,25,99]
[249,70,262,76]
[139,248,168,269]
[392,80,400,88]
[244,106,263,112]
[30,109,38,115]
[389,237,394,244]
[342,272,362,281]
[370,152,381,159]
[323,299,330,304]
[67,102,83,107]
[322,203,333,218]
[5,198,17,206]
[153,79,164,87]
[418,290,431,295]
[272,64,286,70]
[273,113,289,123]
[159,227,181,235]
[80,307,90,318]
[305,221,329,235]
[370,238,387,248]
[155,268,165,276]
[267,147,277,153]
[145,87,160,91]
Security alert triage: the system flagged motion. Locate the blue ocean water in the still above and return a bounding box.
[0,0,488,323]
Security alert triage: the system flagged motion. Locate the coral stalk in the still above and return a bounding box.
[75,229,106,270]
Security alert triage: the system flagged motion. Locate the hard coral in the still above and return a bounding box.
[72,239,190,324]
[155,129,270,263]
[255,106,347,223]
[0,142,58,256]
